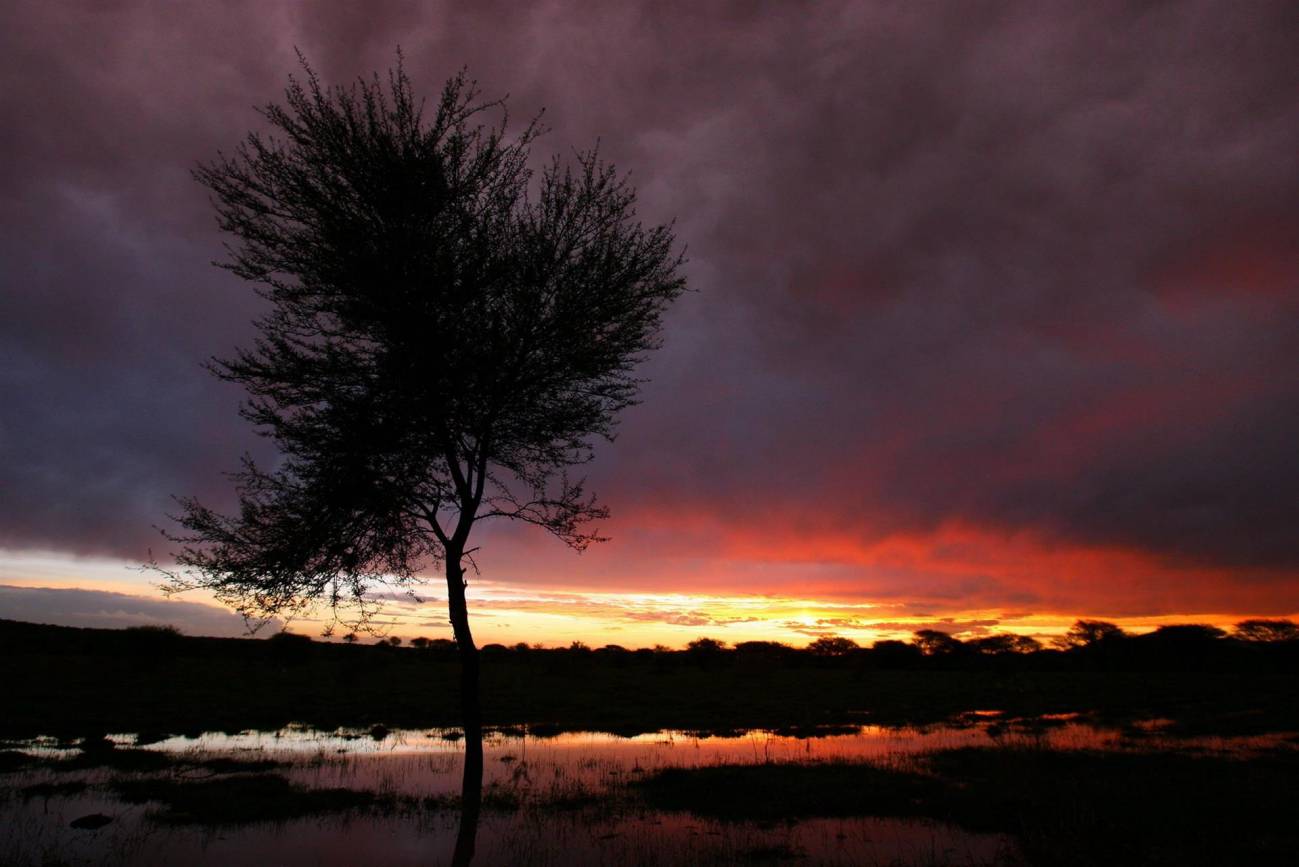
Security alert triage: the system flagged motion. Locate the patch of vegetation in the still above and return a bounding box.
[636,762,944,822]
[634,747,1299,867]
[110,774,386,825]
[925,746,1299,866]
[63,747,174,772]
[12,743,290,776]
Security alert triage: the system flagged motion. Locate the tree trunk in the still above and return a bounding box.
[446,555,482,866]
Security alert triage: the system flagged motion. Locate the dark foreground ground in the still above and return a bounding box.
[4,618,1298,739]
[5,619,1299,866]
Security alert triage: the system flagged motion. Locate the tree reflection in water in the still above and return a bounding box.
[451,726,482,865]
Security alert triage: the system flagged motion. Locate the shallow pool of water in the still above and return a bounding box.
[4,717,1292,866]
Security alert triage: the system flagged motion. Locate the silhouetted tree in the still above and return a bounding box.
[733,640,791,655]
[967,633,1042,655]
[806,635,859,656]
[911,629,963,656]
[1053,619,1126,649]
[157,55,684,863]
[1233,619,1299,643]
[124,624,181,637]
[686,637,727,654]
[1147,624,1226,642]
[869,639,922,668]
[267,629,313,660]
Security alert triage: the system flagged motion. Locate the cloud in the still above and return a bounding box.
[0,584,276,637]
[1,1,1297,618]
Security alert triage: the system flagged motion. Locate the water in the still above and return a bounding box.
[3,716,1292,866]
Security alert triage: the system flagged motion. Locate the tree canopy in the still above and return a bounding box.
[160,58,686,631]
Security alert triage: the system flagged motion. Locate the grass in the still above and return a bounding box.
[8,743,288,776]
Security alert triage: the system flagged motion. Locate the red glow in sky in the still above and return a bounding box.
[1,2,1297,644]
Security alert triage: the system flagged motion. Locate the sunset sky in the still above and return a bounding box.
[2,2,1298,647]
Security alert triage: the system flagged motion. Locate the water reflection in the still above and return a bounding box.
[4,718,1294,866]
[452,725,481,866]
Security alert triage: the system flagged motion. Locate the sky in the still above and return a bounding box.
[2,1,1298,647]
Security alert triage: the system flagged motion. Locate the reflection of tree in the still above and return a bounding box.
[452,728,482,866]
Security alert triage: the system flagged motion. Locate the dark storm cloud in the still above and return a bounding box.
[2,1,1298,595]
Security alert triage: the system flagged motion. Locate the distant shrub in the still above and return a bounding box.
[1052,620,1126,649]
[1233,619,1299,643]
[911,630,962,656]
[733,640,791,655]
[125,624,181,637]
[869,640,922,668]
[967,634,1042,655]
[806,636,859,657]
[121,624,184,654]
[266,630,313,660]
[1148,624,1226,642]
[266,631,311,645]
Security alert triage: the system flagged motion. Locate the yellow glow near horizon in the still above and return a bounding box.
[4,549,1291,648]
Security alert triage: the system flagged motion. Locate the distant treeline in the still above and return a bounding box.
[5,617,1299,738]
[486,619,1299,672]
[4,617,1297,673]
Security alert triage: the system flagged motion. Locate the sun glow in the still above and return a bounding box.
[4,548,1284,649]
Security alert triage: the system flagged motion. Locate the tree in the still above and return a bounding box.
[686,637,727,653]
[869,639,922,668]
[158,57,685,862]
[806,635,859,656]
[966,633,1042,655]
[1232,619,1299,643]
[911,629,963,656]
[1052,619,1126,650]
[1147,624,1226,642]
